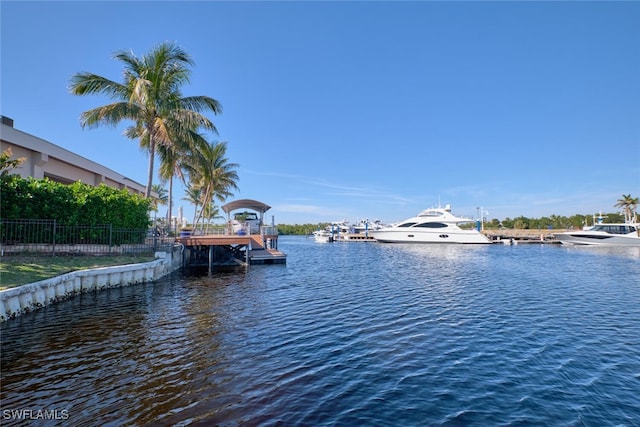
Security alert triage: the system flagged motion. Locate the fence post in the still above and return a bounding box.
[153,214,158,251]
[52,219,56,256]
[109,224,113,254]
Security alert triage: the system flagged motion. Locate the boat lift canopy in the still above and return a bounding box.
[221,199,271,216]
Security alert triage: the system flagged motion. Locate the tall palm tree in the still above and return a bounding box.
[69,42,222,198]
[186,141,239,227]
[614,194,639,223]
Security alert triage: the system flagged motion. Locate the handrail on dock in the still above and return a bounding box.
[186,225,278,237]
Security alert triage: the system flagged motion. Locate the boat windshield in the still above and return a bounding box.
[591,224,636,234]
[415,222,448,228]
[234,212,259,221]
[419,210,444,217]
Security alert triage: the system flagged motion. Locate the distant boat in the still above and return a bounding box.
[311,219,383,242]
[555,222,640,246]
[370,204,491,244]
[351,219,386,234]
[312,229,334,243]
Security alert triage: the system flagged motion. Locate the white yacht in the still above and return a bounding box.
[554,222,640,246]
[370,205,491,244]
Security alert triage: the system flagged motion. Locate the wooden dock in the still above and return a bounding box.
[482,229,562,244]
[176,232,286,273]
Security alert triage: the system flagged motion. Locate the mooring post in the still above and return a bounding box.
[208,245,213,275]
[182,244,186,269]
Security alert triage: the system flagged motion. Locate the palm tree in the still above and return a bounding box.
[182,186,202,227]
[157,141,179,227]
[201,202,225,234]
[614,194,639,223]
[69,42,222,198]
[157,128,209,229]
[149,183,168,214]
[186,141,239,228]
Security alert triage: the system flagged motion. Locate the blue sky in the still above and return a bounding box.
[2,1,639,225]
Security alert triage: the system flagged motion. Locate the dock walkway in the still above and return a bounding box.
[482,229,562,244]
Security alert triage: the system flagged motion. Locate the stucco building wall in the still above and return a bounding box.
[1,116,146,195]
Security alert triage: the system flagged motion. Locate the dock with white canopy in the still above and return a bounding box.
[176,199,285,273]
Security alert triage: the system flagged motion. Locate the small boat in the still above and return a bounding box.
[230,210,261,235]
[311,220,350,243]
[312,229,334,243]
[370,204,491,244]
[222,199,272,236]
[554,222,640,246]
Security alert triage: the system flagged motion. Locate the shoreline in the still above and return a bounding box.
[0,248,183,322]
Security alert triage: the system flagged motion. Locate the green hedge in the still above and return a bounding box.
[0,175,151,228]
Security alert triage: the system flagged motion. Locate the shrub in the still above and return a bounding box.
[1,176,151,228]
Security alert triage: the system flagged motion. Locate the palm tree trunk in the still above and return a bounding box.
[195,186,213,228]
[145,139,156,198]
[192,204,198,228]
[167,177,173,231]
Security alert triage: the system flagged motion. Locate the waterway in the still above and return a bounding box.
[2,237,639,426]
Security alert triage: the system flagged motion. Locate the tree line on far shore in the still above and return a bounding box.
[486,213,625,231]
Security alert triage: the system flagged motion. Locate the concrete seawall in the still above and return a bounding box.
[0,246,183,322]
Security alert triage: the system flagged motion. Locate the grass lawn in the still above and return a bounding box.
[0,254,156,290]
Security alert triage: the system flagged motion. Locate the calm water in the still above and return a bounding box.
[2,237,640,426]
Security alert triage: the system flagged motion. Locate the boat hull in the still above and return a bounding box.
[370,229,491,244]
[555,232,640,246]
[312,231,334,243]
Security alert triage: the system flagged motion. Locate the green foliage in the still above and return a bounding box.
[277,223,331,235]
[498,212,626,230]
[1,148,25,176]
[1,176,151,228]
[150,183,168,212]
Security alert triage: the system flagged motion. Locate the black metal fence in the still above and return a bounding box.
[0,219,174,256]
